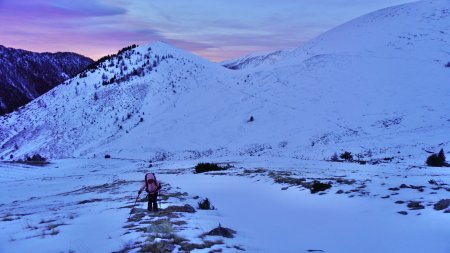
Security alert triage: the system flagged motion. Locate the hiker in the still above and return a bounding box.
[138,173,162,212]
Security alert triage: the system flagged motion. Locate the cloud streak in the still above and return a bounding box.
[0,0,415,61]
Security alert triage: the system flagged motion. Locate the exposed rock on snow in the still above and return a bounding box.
[433,199,450,211]
[204,224,236,238]
[163,204,196,213]
[407,201,425,210]
[310,181,332,194]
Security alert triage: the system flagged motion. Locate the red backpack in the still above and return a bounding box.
[145,173,161,194]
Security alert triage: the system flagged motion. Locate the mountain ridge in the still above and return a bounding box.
[0,45,93,115]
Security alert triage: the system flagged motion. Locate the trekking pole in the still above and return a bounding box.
[158,190,163,210]
[128,192,141,219]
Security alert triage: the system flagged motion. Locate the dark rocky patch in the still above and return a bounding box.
[204,224,236,238]
[434,199,450,211]
[198,198,215,210]
[163,204,196,213]
[407,201,425,210]
[310,181,332,194]
[78,198,103,205]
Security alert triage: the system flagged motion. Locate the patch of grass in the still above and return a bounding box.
[243,168,267,174]
[112,241,139,253]
[310,181,332,194]
[67,213,77,220]
[78,198,103,204]
[198,198,215,210]
[426,149,447,167]
[234,245,246,251]
[39,219,57,224]
[67,179,130,194]
[203,224,236,238]
[2,213,15,221]
[159,191,188,201]
[330,152,340,162]
[46,223,65,230]
[269,172,332,194]
[147,219,173,234]
[25,223,39,230]
[128,211,146,223]
[171,220,187,226]
[7,160,50,166]
[271,174,307,186]
[160,204,196,214]
[179,240,223,252]
[25,154,47,162]
[49,229,59,235]
[194,163,228,173]
[340,151,353,161]
[141,240,175,253]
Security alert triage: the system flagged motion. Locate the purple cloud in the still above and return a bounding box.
[0,0,126,18]
[0,0,415,61]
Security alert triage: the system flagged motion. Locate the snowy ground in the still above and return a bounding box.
[1,157,450,253]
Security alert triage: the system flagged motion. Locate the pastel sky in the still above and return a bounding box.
[0,0,414,61]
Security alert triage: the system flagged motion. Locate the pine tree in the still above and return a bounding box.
[438,148,446,163]
[426,149,446,167]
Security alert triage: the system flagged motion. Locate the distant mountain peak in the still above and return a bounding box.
[0,45,93,115]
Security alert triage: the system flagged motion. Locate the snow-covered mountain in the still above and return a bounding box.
[0,45,93,115]
[0,0,449,163]
[221,48,293,70]
[280,0,450,65]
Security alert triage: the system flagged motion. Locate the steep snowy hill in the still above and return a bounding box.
[0,42,230,159]
[0,45,93,115]
[282,0,450,65]
[0,1,449,164]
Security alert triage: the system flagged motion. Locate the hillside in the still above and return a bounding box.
[221,48,293,70]
[0,45,93,115]
[282,0,449,64]
[0,0,449,164]
[0,42,229,159]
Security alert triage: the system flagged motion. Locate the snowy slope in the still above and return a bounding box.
[283,0,450,64]
[0,45,93,115]
[221,48,293,70]
[0,41,230,160]
[1,158,450,253]
[0,1,449,165]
